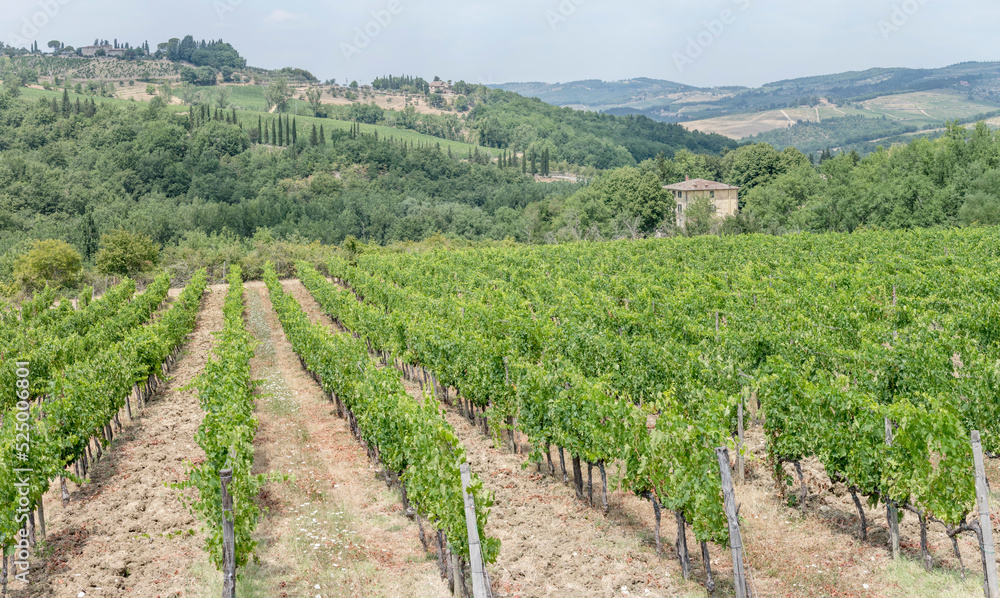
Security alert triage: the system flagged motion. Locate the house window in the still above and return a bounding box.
[710,191,716,199]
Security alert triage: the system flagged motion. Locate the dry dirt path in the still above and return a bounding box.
[11,283,226,598]
[225,281,447,598]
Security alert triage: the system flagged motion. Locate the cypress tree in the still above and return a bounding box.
[61,87,70,117]
[278,116,283,145]
[82,212,98,260]
[522,152,527,174]
[292,117,297,144]
[258,116,262,143]
[310,124,318,146]
[319,124,325,145]
[74,98,81,115]
[232,107,236,123]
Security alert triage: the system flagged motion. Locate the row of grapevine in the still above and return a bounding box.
[311,256,734,557]
[0,275,168,415]
[174,266,265,575]
[324,229,1000,580]
[0,270,208,561]
[265,263,500,584]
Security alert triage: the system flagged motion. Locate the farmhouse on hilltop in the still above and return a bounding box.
[80,44,113,57]
[429,80,452,94]
[665,178,740,227]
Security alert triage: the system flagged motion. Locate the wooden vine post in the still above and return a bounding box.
[885,418,900,560]
[220,469,236,598]
[715,447,750,598]
[737,400,745,485]
[460,464,491,598]
[972,431,999,598]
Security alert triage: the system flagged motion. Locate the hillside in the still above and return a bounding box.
[491,77,700,110]
[495,62,1000,154]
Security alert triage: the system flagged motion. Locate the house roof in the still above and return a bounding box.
[663,179,740,191]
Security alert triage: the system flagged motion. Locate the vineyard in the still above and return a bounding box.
[317,228,1000,595]
[1,228,999,597]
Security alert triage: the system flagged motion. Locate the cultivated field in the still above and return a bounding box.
[682,90,999,140]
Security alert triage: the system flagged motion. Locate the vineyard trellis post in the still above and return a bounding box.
[715,447,750,598]
[460,463,492,598]
[220,468,236,598]
[971,431,998,598]
[885,418,900,560]
[737,400,745,485]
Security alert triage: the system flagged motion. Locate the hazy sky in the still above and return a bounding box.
[3,0,998,88]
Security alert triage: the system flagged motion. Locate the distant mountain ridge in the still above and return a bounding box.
[490,77,701,110]
[493,62,1000,119]
[492,62,1000,154]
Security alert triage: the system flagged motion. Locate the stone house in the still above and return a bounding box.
[80,44,112,57]
[664,178,740,227]
[429,80,452,94]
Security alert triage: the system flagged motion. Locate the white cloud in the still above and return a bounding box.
[264,9,306,23]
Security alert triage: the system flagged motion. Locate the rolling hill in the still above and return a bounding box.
[494,62,1000,154]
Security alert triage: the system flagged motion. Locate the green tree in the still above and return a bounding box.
[591,166,672,232]
[81,212,99,260]
[14,239,83,291]
[306,86,323,114]
[428,93,446,109]
[215,85,231,110]
[160,80,174,104]
[264,77,292,112]
[683,195,718,236]
[177,83,199,105]
[95,230,160,278]
[958,191,1000,226]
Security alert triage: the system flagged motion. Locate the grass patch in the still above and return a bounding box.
[882,559,983,597]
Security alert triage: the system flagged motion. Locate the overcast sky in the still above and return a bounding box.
[3,0,998,88]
